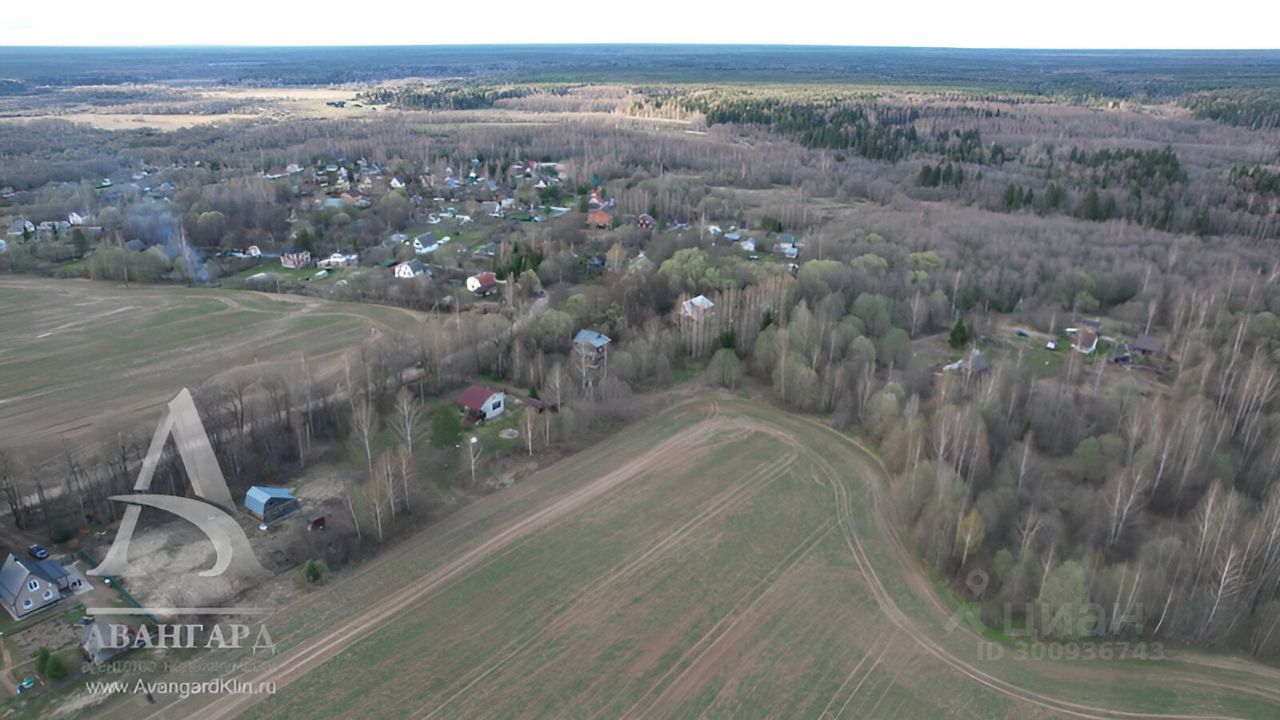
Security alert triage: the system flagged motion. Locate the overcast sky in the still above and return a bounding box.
[1,0,1276,48]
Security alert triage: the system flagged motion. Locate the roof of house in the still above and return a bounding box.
[574,329,612,348]
[588,209,612,223]
[1075,328,1099,350]
[471,271,498,287]
[35,559,68,581]
[0,554,35,605]
[397,260,428,276]
[245,486,297,513]
[1132,334,1165,353]
[1079,318,1102,330]
[457,384,502,411]
[682,295,715,314]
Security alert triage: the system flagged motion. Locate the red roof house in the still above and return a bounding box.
[587,210,612,229]
[456,385,506,421]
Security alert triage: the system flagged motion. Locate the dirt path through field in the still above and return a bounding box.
[0,638,18,696]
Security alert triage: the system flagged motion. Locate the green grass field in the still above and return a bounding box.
[92,396,1280,720]
[0,277,424,466]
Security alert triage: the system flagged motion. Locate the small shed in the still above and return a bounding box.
[457,385,506,421]
[245,486,301,524]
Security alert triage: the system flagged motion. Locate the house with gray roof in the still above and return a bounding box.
[0,553,63,620]
[80,617,152,667]
[1132,334,1165,357]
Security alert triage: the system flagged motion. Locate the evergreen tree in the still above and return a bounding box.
[1082,189,1101,221]
[948,317,969,348]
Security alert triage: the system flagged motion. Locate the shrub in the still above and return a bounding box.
[302,559,328,584]
[45,653,68,680]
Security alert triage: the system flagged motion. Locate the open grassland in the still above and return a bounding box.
[99,396,1280,720]
[0,278,423,461]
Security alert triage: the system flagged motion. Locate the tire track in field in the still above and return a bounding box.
[815,630,892,720]
[417,446,800,719]
[622,519,838,719]
[179,417,728,720]
[803,421,1252,720]
[830,635,893,720]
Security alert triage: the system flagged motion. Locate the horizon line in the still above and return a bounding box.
[1,43,1277,52]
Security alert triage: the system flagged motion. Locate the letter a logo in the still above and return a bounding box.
[90,389,267,580]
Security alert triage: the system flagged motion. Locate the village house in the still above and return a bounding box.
[414,233,439,254]
[467,271,500,295]
[1131,334,1165,357]
[457,385,506,422]
[0,553,63,620]
[943,348,991,377]
[81,617,152,667]
[681,295,715,321]
[6,218,34,238]
[280,250,311,269]
[574,329,611,368]
[1072,328,1100,354]
[37,220,71,242]
[317,252,358,270]
[588,210,612,229]
[394,260,430,279]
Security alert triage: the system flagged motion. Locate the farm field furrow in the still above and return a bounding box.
[139,397,1280,720]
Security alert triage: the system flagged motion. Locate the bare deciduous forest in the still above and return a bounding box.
[3,47,1280,665]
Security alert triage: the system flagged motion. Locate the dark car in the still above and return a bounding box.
[28,545,49,560]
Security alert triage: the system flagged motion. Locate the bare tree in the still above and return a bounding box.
[352,397,378,475]
[392,388,422,457]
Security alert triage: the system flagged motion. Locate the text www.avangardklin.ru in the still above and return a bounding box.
[84,678,276,700]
